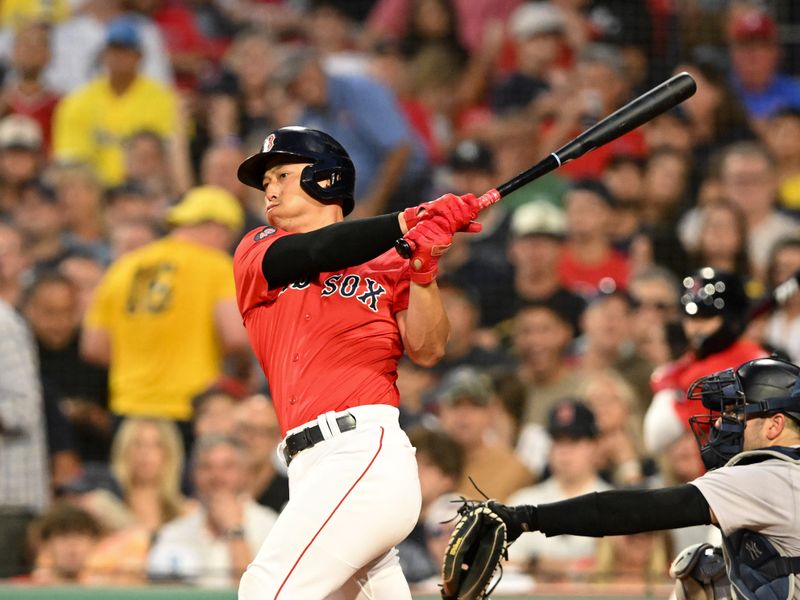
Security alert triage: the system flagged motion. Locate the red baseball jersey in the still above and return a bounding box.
[233,225,411,435]
[651,339,768,426]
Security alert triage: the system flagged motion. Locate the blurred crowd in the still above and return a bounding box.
[3,0,800,593]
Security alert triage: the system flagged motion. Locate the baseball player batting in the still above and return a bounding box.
[443,357,800,600]
[232,126,482,599]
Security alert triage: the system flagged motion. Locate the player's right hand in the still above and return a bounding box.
[403,193,482,234]
[403,215,454,285]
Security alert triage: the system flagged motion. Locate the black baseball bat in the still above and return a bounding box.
[396,71,697,258]
[747,269,800,321]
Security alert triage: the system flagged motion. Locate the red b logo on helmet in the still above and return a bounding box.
[264,134,276,152]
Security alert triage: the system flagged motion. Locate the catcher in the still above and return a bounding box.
[441,357,800,600]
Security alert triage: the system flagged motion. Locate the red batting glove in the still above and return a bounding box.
[402,193,482,234]
[403,215,454,285]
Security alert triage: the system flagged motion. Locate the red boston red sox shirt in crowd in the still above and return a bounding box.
[233,224,410,435]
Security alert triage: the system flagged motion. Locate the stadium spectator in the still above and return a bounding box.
[762,108,800,215]
[539,43,644,181]
[397,425,464,584]
[81,186,249,425]
[575,289,653,409]
[628,265,682,371]
[1,21,60,151]
[436,366,533,501]
[269,46,431,215]
[22,272,110,464]
[221,28,276,138]
[11,179,71,274]
[30,502,103,584]
[0,220,27,306]
[396,357,440,431]
[640,146,691,228]
[45,0,173,94]
[107,217,160,261]
[559,179,630,296]
[690,200,751,280]
[52,16,178,186]
[653,430,717,559]
[580,369,652,488]
[431,278,511,375]
[676,57,755,167]
[513,299,584,427]
[718,141,798,281]
[506,398,612,581]
[122,130,176,203]
[763,236,800,363]
[48,162,110,264]
[0,293,49,577]
[200,141,266,238]
[103,181,162,226]
[305,0,370,75]
[602,154,646,252]
[592,530,671,585]
[147,434,278,588]
[108,417,194,535]
[0,113,45,213]
[365,0,519,54]
[507,201,586,336]
[640,107,694,157]
[491,1,565,115]
[727,8,800,121]
[232,395,288,514]
[435,141,515,327]
[489,366,551,481]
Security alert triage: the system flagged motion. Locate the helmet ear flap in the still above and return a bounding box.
[299,159,355,215]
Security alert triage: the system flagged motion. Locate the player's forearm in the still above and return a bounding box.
[262,213,403,287]
[517,484,711,538]
[402,282,449,367]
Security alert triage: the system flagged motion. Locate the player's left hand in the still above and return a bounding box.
[404,215,454,285]
[403,193,482,234]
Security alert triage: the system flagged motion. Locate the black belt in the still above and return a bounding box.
[283,413,357,465]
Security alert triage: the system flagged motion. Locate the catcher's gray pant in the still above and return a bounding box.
[238,405,421,600]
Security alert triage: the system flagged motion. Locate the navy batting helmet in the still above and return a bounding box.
[680,267,748,319]
[237,126,356,216]
[688,357,800,469]
[680,267,749,358]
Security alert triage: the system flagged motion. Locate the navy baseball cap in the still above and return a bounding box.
[105,17,142,51]
[547,398,598,439]
[447,139,494,173]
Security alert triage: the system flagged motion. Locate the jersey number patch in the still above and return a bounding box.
[126,262,177,314]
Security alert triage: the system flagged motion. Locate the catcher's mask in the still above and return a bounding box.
[688,357,800,470]
[237,126,356,216]
[680,267,748,359]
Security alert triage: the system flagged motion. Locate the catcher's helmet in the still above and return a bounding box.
[237,126,356,216]
[688,357,800,469]
[680,267,748,358]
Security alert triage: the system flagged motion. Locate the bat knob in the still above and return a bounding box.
[395,238,413,259]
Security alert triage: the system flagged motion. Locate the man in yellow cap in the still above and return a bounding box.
[81,185,251,427]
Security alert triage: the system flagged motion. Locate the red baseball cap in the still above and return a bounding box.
[730,10,777,43]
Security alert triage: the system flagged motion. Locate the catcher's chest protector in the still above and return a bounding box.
[721,448,800,600]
